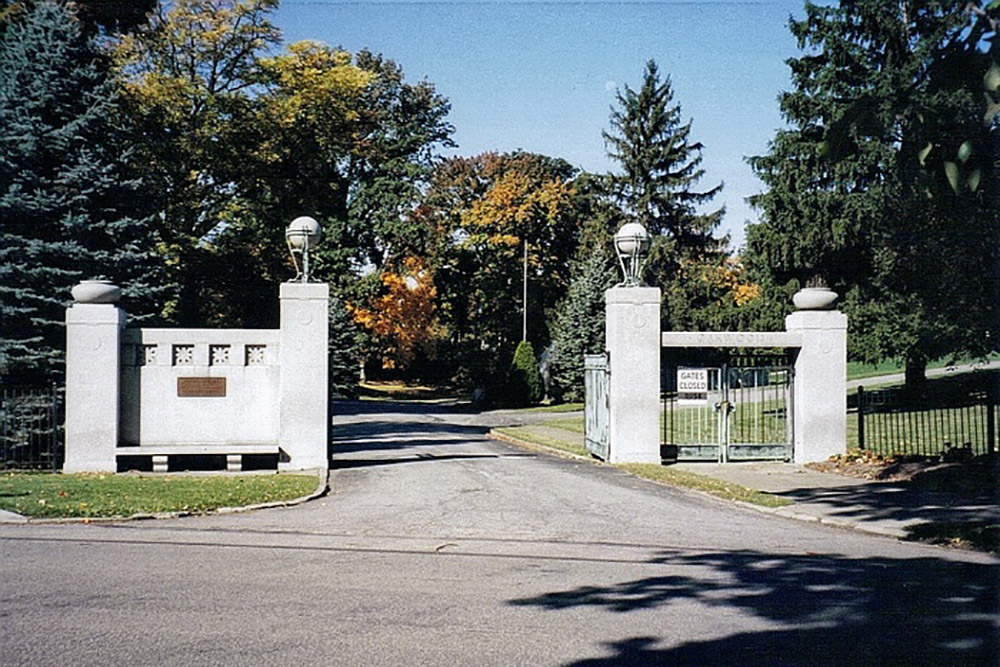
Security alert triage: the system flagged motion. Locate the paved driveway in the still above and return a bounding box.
[1,401,996,665]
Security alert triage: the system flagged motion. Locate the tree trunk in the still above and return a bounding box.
[904,353,927,386]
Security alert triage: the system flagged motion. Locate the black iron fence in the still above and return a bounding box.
[854,374,998,458]
[0,385,63,470]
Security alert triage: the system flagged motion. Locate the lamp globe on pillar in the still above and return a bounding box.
[614,222,651,287]
[285,216,322,283]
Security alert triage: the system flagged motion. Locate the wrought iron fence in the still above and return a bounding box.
[854,374,997,458]
[0,385,63,470]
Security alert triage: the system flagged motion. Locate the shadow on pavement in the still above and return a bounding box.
[510,548,998,666]
[332,452,536,469]
[777,482,998,527]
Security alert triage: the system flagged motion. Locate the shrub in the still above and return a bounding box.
[507,341,544,406]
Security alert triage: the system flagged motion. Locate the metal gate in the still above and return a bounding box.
[584,353,610,460]
[1,385,63,470]
[661,354,793,462]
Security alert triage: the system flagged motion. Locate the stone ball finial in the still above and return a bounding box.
[71,280,121,304]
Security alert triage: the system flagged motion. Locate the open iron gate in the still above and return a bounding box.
[661,351,794,462]
[584,353,610,460]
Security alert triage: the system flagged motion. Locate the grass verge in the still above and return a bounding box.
[514,402,585,413]
[494,426,589,458]
[904,521,999,553]
[494,426,792,509]
[619,464,794,508]
[0,472,320,519]
[542,416,585,433]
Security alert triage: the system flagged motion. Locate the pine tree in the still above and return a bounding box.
[546,249,617,402]
[0,0,162,383]
[603,60,724,263]
[745,1,998,383]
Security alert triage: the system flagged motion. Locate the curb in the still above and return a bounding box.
[0,469,329,525]
[491,428,911,540]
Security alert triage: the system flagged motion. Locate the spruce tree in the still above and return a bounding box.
[547,249,617,402]
[0,1,162,383]
[328,296,361,399]
[603,60,724,263]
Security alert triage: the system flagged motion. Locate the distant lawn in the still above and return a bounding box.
[0,472,320,519]
[358,381,461,402]
[847,353,1000,381]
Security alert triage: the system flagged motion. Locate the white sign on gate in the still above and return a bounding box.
[677,368,709,405]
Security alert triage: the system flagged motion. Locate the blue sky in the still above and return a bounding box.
[274,1,811,249]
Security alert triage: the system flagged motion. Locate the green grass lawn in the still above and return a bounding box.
[0,472,320,519]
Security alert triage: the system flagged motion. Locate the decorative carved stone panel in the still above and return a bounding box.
[172,344,195,366]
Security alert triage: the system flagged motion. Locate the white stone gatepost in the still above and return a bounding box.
[605,286,662,463]
[786,307,848,464]
[278,282,330,470]
[64,282,125,473]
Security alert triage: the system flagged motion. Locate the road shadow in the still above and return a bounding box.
[331,452,535,469]
[509,548,997,666]
[776,481,998,528]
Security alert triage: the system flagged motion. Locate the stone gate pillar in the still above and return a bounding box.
[64,281,126,473]
[279,282,329,470]
[605,286,661,463]
[786,303,848,464]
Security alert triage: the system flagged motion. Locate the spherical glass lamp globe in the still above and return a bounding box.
[285,216,322,250]
[614,222,651,258]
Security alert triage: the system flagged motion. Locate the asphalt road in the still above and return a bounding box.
[1,401,997,666]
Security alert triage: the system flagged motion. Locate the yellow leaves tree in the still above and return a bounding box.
[697,257,761,308]
[257,40,374,160]
[350,257,440,371]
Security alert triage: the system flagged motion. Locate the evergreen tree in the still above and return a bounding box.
[328,296,361,399]
[506,340,544,407]
[0,0,162,383]
[546,249,617,402]
[603,60,726,330]
[746,1,999,383]
[603,60,724,274]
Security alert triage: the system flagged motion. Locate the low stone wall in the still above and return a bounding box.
[64,282,329,473]
[120,328,281,447]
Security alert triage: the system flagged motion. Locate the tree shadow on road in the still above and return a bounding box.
[510,548,998,665]
[777,481,998,531]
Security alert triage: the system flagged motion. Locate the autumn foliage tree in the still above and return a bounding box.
[350,257,439,374]
[421,152,583,387]
[112,0,452,327]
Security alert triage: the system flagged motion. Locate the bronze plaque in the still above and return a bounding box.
[177,377,226,398]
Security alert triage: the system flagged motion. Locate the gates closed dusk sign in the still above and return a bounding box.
[678,368,709,405]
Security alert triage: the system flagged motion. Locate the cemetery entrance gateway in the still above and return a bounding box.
[661,344,794,462]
